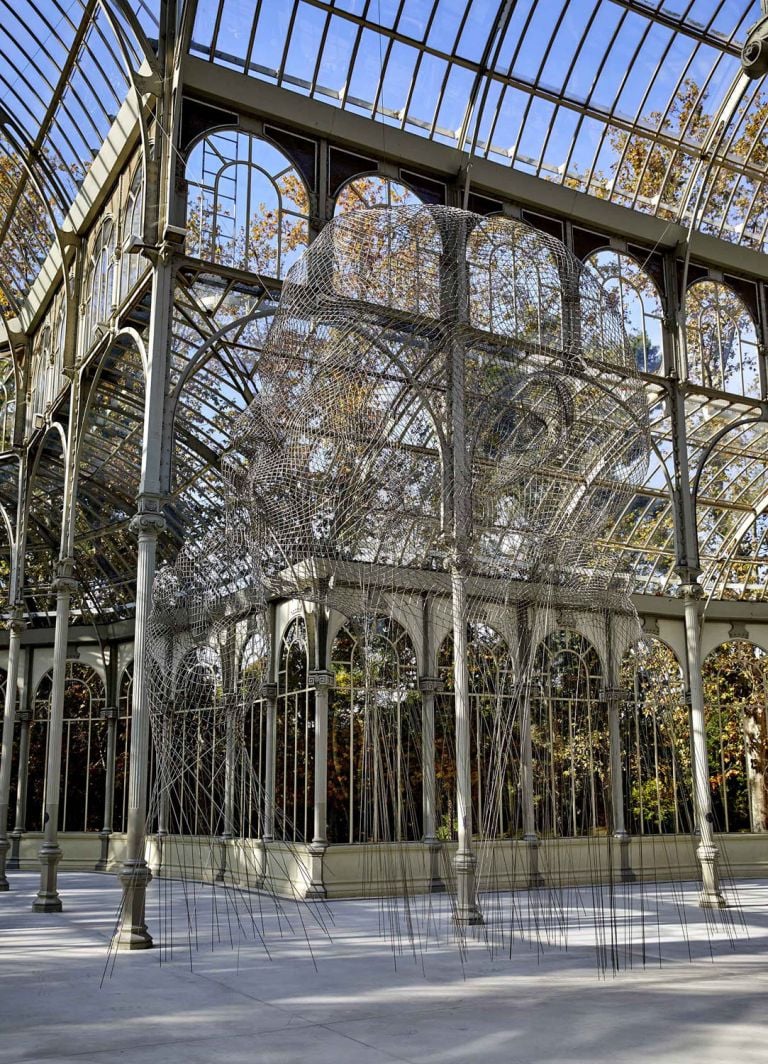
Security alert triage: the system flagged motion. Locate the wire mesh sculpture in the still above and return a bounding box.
[142,205,656,962]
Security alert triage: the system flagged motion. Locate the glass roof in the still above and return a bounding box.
[2,1,768,623]
[0,0,158,313]
[190,0,768,248]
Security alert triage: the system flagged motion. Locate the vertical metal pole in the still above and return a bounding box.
[451,568,482,923]
[683,582,725,907]
[262,683,277,841]
[9,706,32,868]
[419,678,440,842]
[604,613,629,838]
[33,562,77,911]
[114,509,164,947]
[0,609,25,888]
[115,0,179,948]
[516,602,542,887]
[96,706,118,871]
[306,669,333,898]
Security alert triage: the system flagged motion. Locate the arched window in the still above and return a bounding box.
[275,617,312,841]
[30,324,51,425]
[533,630,605,837]
[685,280,759,397]
[329,615,418,843]
[170,645,221,836]
[621,638,690,835]
[467,216,564,348]
[0,354,15,452]
[437,622,517,840]
[185,130,310,279]
[239,625,270,839]
[703,641,768,833]
[332,175,440,317]
[120,166,146,300]
[586,250,664,374]
[334,174,422,214]
[115,662,133,833]
[83,219,115,352]
[33,661,106,832]
[0,669,12,811]
[49,298,66,408]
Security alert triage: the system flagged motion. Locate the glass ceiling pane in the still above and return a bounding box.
[183,0,767,247]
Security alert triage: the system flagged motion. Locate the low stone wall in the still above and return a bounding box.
[11,831,768,897]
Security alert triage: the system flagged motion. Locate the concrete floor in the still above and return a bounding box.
[1,871,767,1063]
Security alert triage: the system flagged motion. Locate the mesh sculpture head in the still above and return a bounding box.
[226,205,649,602]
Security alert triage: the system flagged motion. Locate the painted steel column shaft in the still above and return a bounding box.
[114,509,165,948]
[0,609,25,889]
[419,677,441,841]
[9,708,32,868]
[306,670,333,898]
[96,706,118,871]
[34,564,77,912]
[261,683,277,842]
[451,566,482,923]
[683,583,725,907]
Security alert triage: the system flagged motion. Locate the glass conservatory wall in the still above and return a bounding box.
[0,354,14,453]
[82,218,116,355]
[115,664,133,834]
[532,630,606,838]
[170,647,222,837]
[436,624,518,841]
[685,280,760,397]
[703,641,768,834]
[33,661,106,832]
[119,166,148,300]
[586,249,664,375]
[239,630,268,840]
[185,130,310,279]
[620,639,692,836]
[275,618,314,843]
[329,616,419,844]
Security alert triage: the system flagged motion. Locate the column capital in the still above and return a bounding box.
[6,606,26,635]
[129,510,166,537]
[100,706,119,721]
[15,708,32,724]
[52,558,78,594]
[261,682,278,700]
[418,676,444,694]
[308,670,335,691]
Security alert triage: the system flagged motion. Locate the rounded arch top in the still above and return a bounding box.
[334,174,424,215]
[184,128,310,279]
[685,278,759,397]
[585,248,665,375]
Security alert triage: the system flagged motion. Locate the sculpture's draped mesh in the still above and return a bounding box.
[143,206,651,953]
[224,206,648,594]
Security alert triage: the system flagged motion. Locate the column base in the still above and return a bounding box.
[94,829,111,872]
[696,843,726,909]
[453,849,483,925]
[522,834,545,889]
[113,861,154,950]
[423,837,446,893]
[614,832,636,883]
[33,843,62,911]
[8,830,22,870]
[0,836,9,889]
[214,835,232,884]
[305,841,327,899]
[698,890,727,909]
